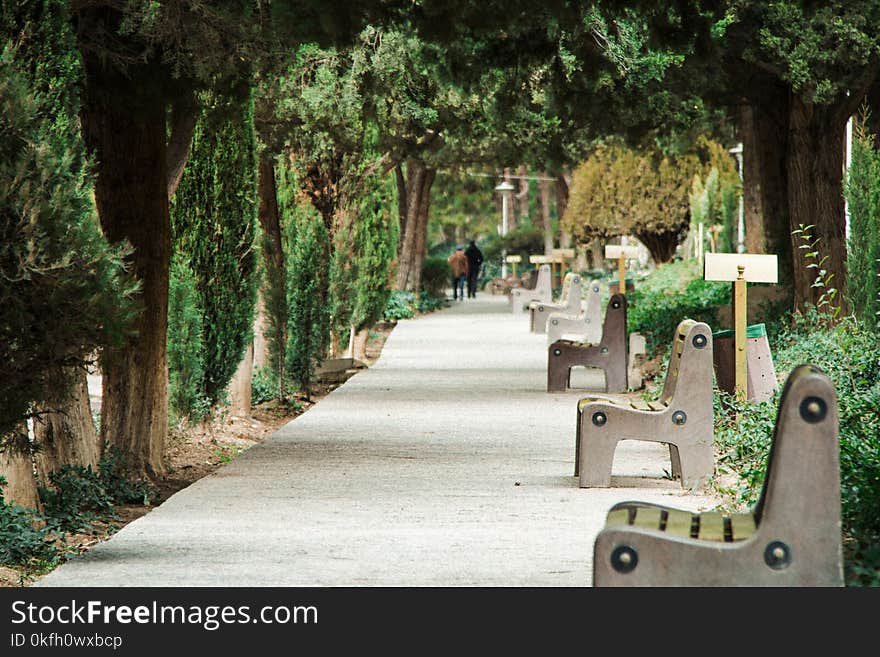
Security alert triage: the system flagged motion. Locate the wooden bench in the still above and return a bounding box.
[510,264,552,314]
[547,294,628,394]
[592,364,843,586]
[529,272,583,333]
[545,279,603,345]
[575,319,714,488]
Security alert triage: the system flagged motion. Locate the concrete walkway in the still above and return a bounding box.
[37,294,718,587]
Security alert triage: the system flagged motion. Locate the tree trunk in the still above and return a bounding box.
[0,443,40,509]
[538,172,555,254]
[33,369,100,485]
[741,99,792,282]
[635,230,680,264]
[503,168,518,231]
[257,152,286,383]
[80,58,170,479]
[516,164,530,223]
[396,159,435,291]
[352,328,369,362]
[228,343,253,418]
[787,97,849,314]
[555,173,572,248]
[166,91,198,199]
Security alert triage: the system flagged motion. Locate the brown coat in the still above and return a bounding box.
[448,250,469,277]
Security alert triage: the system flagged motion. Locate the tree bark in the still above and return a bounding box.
[352,328,369,362]
[33,369,100,485]
[257,152,286,383]
[228,343,253,419]
[0,443,40,509]
[741,99,792,282]
[166,92,198,199]
[503,168,518,231]
[80,58,170,479]
[786,97,849,313]
[634,230,680,264]
[538,172,555,254]
[516,165,530,223]
[555,173,572,248]
[396,159,436,291]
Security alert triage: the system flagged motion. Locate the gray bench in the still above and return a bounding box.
[547,294,628,394]
[592,364,842,586]
[529,272,582,333]
[546,279,603,344]
[510,264,552,314]
[575,319,714,488]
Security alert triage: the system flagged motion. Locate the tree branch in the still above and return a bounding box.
[166,92,198,199]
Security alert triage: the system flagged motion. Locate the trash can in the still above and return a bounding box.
[712,323,778,402]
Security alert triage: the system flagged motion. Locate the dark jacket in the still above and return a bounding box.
[464,243,483,274]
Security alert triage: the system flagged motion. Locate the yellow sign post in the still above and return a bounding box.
[505,254,522,278]
[604,245,639,296]
[704,253,778,401]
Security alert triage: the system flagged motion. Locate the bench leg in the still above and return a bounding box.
[668,444,682,479]
[604,361,627,393]
[672,442,714,488]
[547,350,571,392]
[578,429,618,488]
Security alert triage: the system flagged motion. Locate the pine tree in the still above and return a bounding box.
[170,90,258,407]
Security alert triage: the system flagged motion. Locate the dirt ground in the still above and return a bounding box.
[0,323,394,587]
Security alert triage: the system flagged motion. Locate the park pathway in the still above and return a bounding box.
[37,294,718,587]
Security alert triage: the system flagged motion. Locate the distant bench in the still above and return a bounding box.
[510,264,552,314]
[592,364,843,586]
[546,279,603,345]
[529,272,582,334]
[547,294,628,394]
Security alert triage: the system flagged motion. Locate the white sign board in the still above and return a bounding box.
[505,255,522,263]
[605,245,640,259]
[704,253,778,283]
[529,255,550,264]
[552,248,575,259]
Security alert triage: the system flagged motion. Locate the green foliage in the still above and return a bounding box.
[251,367,279,405]
[286,209,331,398]
[844,113,880,328]
[0,47,137,439]
[713,312,880,586]
[39,465,115,533]
[626,260,730,355]
[97,446,157,507]
[171,90,258,406]
[421,257,452,297]
[564,137,738,263]
[792,223,840,320]
[0,478,57,568]
[167,254,209,423]
[481,225,544,265]
[383,290,416,320]
[382,290,448,321]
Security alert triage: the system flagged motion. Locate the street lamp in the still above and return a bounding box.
[495,180,515,277]
[729,143,745,253]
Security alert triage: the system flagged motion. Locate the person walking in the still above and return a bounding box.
[464,240,483,298]
[447,246,469,301]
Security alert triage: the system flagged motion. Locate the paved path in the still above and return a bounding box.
[38,294,718,587]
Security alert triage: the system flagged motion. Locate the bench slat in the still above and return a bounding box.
[629,400,652,411]
[632,507,663,531]
[730,513,757,541]
[664,510,693,538]
[605,509,631,527]
[697,512,725,541]
[647,401,669,411]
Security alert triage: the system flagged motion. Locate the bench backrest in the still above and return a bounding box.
[600,293,627,348]
[533,264,552,300]
[753,366,840,560]
[659,319,712,405]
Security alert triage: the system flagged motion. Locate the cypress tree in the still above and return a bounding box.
[170,90,258,407]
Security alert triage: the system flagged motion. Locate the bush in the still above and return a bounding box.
[626,260,730,355]
[383,290,416,320]
[0,477,57,568]
[421,257,453,297]
[713,311,880,586]
[39,465,116,532]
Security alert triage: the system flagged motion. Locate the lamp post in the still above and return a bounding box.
[495,180,515,277]
[729,143,745,253]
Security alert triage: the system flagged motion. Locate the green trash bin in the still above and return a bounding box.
[712,323,778,402]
